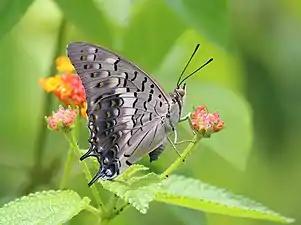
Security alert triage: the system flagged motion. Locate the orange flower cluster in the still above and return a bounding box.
[190,105,224,137]
[40,56,87,118]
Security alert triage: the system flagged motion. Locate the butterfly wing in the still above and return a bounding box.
[67,42,173,185]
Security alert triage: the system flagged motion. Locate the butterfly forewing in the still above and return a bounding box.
[67,42,173,184]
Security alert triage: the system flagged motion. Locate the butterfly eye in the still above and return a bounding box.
[177,89,185,97]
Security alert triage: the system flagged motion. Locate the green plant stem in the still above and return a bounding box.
[105,194,119,214]
[159,134,200,179]
[102,202,129,223]
[85,204,100,217]
[59,146,74,189]
[63,131,107,214]
[60,116,81,189]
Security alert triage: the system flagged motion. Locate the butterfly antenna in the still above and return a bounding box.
[178,58,213,86]
[177,44,200,87]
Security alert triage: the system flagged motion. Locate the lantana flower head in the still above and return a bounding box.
[46,105,78,132]
[56,56,75,74]
[190,105,224,137]
[40,56,87,118]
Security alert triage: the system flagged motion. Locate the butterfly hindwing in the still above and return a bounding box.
[67,42,173,184]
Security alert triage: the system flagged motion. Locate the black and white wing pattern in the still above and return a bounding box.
[67,42,173,185]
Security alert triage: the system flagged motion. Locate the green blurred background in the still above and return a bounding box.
[1,0,301,224]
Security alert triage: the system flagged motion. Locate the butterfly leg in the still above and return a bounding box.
[167,136,182,158]
[173,128,196,146]
[179,113,191,123]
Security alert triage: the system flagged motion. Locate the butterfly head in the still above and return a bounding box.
[168,83,187,125]
[171,83,187,110]
[174,83,186,100]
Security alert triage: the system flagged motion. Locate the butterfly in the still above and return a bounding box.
[67,42,212,186]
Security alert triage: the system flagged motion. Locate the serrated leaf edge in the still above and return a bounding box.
[0,190,91,225]
[155,175,294,224]
[155,192,294,223]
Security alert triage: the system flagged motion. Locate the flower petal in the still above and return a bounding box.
[40,75,63,92]
[56,56,75,74]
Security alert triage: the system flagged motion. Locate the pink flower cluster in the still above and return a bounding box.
[46,106,78,132]
[190,105,224,137]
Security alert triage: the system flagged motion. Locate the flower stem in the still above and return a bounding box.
[106,194,119,214]
[159,134,200,179]
[59,146,74,189]
[104,202,129,223]
[63,131,107,214]
[60,112,81,189]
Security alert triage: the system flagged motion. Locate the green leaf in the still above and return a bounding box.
[164,0,230,48]
[155,175,294,224]
[116,164,150,180]
[122,0,186,71]
[0,190,91,225]
[168,205,207,225]
[101,172,161,214]
[0,0,34,39]
[54,0,113,47]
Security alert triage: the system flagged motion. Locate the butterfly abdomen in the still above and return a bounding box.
[149,142,166,162]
